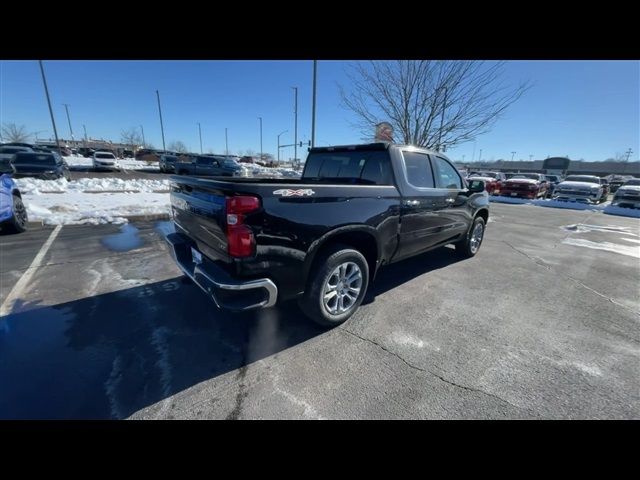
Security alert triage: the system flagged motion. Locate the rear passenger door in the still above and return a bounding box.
[395,151,452,260]
[431,155,473,240]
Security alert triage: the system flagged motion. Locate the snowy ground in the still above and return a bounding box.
[63,156,160,171]
[14,177,171,225]
[490,195,640,218]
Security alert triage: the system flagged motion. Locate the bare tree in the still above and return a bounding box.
[340,61,530,150]
[168,141,188,153]
[2,123,32,143]
[121,128,143,154]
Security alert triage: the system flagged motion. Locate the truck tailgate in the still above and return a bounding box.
[170,177,230,263]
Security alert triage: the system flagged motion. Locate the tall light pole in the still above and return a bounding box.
[511,151,516,161]
[478,149,483,162]
[258,117,263,161]
[311,60,317,148]
[225,128,229,156]
[62,103,74,141]
[156,90,166,152]
[462,155,466,162]
[529,154,533,161]
[625,148,633,162]
[277,130,288,164]
[38,61,62,156]
[197,122,203,154]
[140,125,145,147]
[292,87,298,164]
[83,124,88,148]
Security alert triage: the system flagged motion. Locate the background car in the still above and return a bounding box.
[544,174,563,195]
[0,145,34,164]
[92,151,119,171]
[607,174,634,193]
[611,178,640,208]
[159,154,179,173]
[553,175,606,204]
[10,152,71,180]
[0,162,27,233]
[467,171,506,195]
[500,173,549,199]
[78,147,96,158]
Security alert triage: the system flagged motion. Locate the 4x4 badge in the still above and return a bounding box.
[273,189,315,197]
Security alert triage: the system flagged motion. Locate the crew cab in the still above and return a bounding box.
[467,171,506,195]
[553,175,606,204]
[499,173,549,199]
[10,152,71,180]
[175,154,244,177]
[611,178,640,208]
[166,143,489,327]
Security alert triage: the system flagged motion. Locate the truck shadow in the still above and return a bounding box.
[363,245,463,304]
[0,278,324,420]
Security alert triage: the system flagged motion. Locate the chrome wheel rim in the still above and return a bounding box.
[322,261,362,316]
[13,199,27,226]
[470,222,484,254]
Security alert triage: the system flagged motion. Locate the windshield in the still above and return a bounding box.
[622,179,640,186]
[472,172,498,178]
[0,147,29,154]
[564,176,600,184]
[95,153,115,159]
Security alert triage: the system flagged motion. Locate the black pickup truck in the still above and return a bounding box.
[166,143,489,326]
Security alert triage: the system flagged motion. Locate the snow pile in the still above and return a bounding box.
[63,156,159,170]
[23,192,170,225]
[14,177,170,194]
[239,164,301,178]
[490,195,640,218]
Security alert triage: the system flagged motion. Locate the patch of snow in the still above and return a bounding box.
[23,191,170,225]
[562,238,640,258]
[491,195,640,219]
[561,224,639,236]
[15,177,170,194]
[239,164,301,178]
[602,205,640,219]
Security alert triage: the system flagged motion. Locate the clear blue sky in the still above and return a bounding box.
[1,60,638,161]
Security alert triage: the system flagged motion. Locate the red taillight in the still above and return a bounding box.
[225,195,260,258]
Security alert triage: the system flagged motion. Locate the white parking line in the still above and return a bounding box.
[0,224,63,317]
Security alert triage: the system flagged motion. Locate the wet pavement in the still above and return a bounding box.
[0,206,639,419]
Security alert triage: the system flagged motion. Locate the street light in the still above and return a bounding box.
[258,117,263,162]
[291,87,298,165]
[511,151,516,161]
[277,130,288,164]
[197,122,203,154]
[62,103,74,141]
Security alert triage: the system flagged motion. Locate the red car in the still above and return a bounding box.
[500,173,549,199]
[467,171,506,195]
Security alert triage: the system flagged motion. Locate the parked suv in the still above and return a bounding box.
[611,178,640,208]
[11,152,71,180]
[0,161,28,233]
[175,154,244,176]
[159,154,179,173]
[92,151,119,171]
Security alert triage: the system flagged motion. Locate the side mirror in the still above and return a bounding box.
[468,179,485,193]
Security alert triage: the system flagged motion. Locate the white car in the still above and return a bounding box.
[553,175,606,204]
[611,178,640,208]
[92,151,119,171]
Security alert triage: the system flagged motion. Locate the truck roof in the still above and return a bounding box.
[309,142,441,155]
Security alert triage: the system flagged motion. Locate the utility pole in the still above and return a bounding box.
[38,61,62,157]
[511,151,516,161]
[462,155,465,162]
[529,154,533,161]
[62,103,74,141]
[292,87,298,165]
[277,130,288,164]
[140,125,145,147]
[478,149,483,162]
[156,90,166,152]
[225,128,229,156]
[258,117,263,161]
[197,122,203,154]
[625,148,633,162]
[83,124,88,148]
[311,60,317,148]
[437,87,448,152]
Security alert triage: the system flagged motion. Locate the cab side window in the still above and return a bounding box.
[402,151,434,188]
[433,156,462,189]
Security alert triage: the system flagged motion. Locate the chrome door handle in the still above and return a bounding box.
[445,198,455,203]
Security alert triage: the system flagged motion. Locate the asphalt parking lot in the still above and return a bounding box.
[0,203,638,419]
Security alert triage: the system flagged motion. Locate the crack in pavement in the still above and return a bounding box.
[338,327,529,414]
[503,240,640,317]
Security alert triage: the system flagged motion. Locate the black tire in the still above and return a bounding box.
[454,216,485,258]
[298,243,369,327]
[3,195,28,233]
